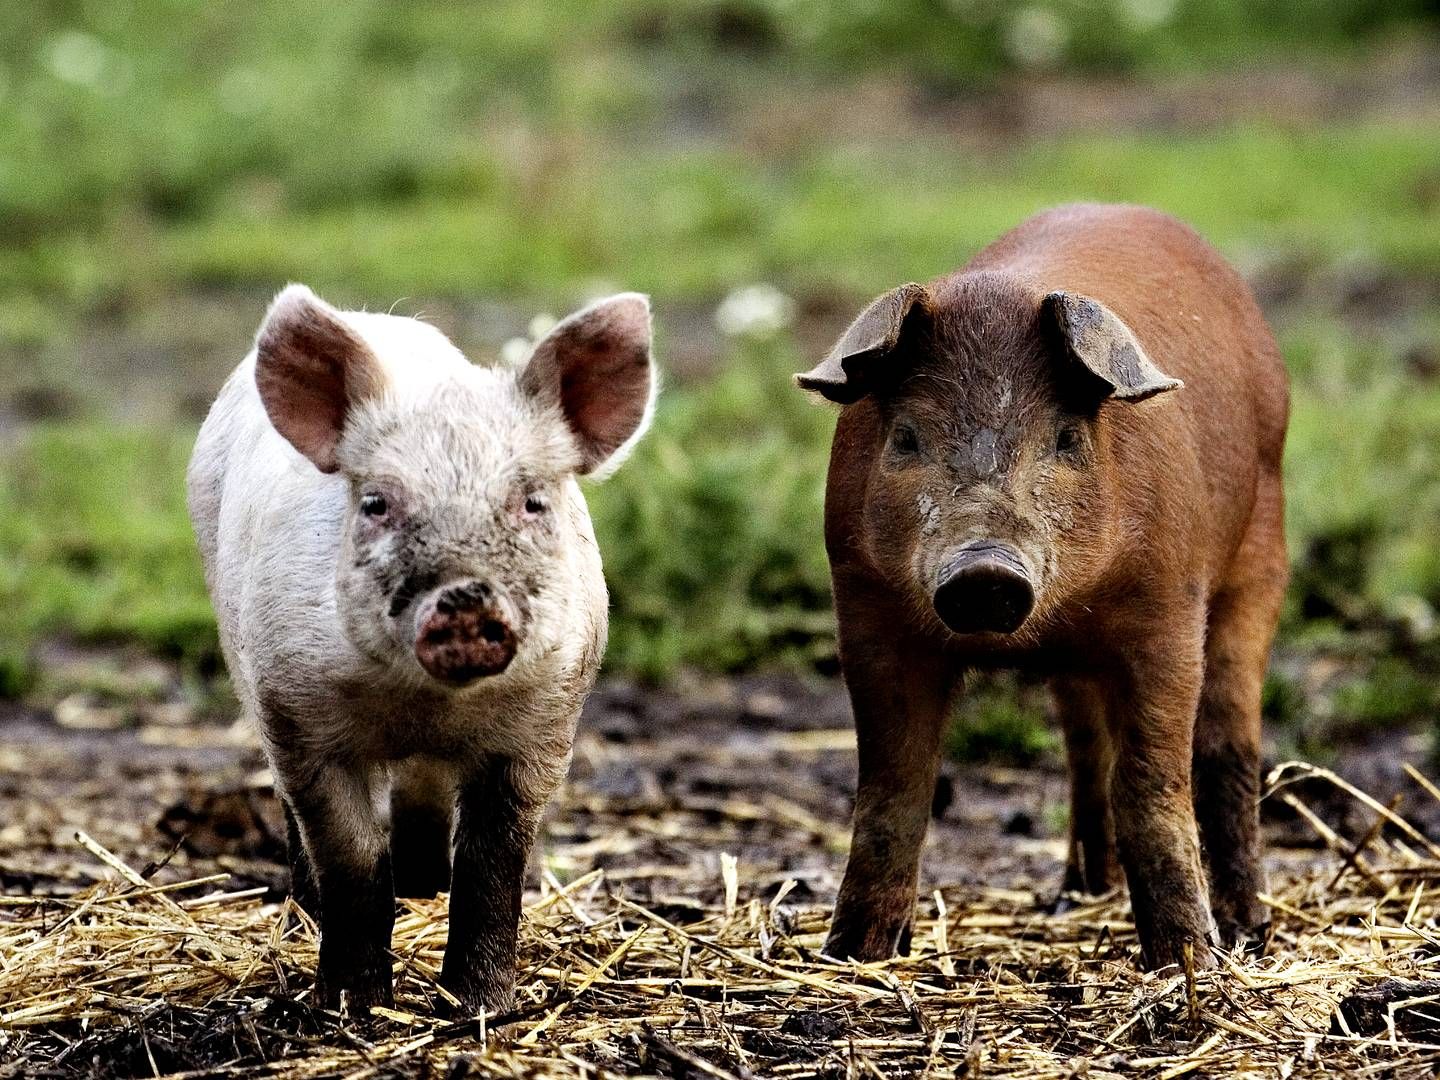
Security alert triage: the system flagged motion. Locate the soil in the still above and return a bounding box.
[1,670,1433,918]
[4,667,1440,1077]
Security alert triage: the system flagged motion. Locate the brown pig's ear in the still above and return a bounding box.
[254,284,386,473]
[520,293,656,475]
[1042,291,1183,403]
[795,283,931,404]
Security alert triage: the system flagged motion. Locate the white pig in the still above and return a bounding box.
[187,285,655,1013]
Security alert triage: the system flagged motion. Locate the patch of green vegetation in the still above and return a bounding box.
[588,340,835,680]
[627,0,1437,83]
[1,0,1436,307]
[1284,316,1440,629]
[1261,670,1305,731]
[1331,656,1438,733]
[6,122,1438,310]
[0,425,216,695]
[946,674,1059,766]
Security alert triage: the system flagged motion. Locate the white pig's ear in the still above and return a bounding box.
[1042,291,1182,403]
[796,283,930,404]
[254,284,385,473]
[520,293,656,476]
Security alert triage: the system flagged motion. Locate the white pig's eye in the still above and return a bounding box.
[523,494,547,517]
[360,493,389,517]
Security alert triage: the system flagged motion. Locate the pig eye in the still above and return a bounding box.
[890,422,921,457]
[360,493,389,518]
[1056,426,1083,456]
[523,493,548,517]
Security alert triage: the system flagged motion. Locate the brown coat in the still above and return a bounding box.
[800,204,1288,969]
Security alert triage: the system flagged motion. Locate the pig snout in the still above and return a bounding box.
[932,542,1035,635]
[414,580,519,685]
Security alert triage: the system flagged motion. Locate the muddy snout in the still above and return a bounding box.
[933,542,1035,635]
[414,580,519,685]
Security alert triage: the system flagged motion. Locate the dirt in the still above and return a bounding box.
[1,669,1433,914]
[5,670,1440,1077]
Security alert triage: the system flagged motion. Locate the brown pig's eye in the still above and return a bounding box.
[1056,426,1083,455]
[360,493,389,517]
[891,423,920,456]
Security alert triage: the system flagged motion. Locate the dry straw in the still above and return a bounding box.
[3,760,1440,1077]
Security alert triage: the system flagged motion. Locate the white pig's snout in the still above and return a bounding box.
[412,579,523,687]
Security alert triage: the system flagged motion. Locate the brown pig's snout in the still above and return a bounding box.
[414,580,519,685]
[932,542,1035,636]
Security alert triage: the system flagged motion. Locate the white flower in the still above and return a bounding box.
[1388,594,1437,642]
[1004,7,1068,70]
[45,31,130,95]
[499,337,534,367]
[527,313,558,341]
[715,284,795,340]
[1120,0,1178,30]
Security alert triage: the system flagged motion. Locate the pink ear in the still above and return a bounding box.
[254,285,384,473]
[521,293,656,474]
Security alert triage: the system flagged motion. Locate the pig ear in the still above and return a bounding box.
[520,293,656,475]
[1042,291,1183,403]
[795,283,930,404]
[254,284,386,473]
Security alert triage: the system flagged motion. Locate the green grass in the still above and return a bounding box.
[5,122,1438,312]
[0,426,215,693]
[6,314,1440,754]
[946,675,1059,767]
[591,341,836,679]
[1,0,1436,309]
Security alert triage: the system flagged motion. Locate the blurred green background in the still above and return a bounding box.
[1,0,1438,762]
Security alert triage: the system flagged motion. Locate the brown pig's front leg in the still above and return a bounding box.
[281,761,396,1012]
[1103,629,1218,971]
[440,757,546,1015]
[825,595,959,962]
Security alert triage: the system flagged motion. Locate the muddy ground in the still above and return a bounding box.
[5,666,1440,1077]
[1,668,1433,927]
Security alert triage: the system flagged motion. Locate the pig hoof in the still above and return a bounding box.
[1047,891,1082,916]
[822,914,910,963]
[317,984,395,1019]
[440,980,515,1019]
[1216,918,1270,958]
[315,966,395,1016]
[1143,939,1219,974]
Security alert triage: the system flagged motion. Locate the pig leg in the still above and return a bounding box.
[441,756,547,1014]
[282,762,396,1011]
[1103,628,1218,971]
[1051,676,1121,904]
[825,591,959,962]
[282,800,320,917]
[390,759,455,899]
[1194,480,1285,949]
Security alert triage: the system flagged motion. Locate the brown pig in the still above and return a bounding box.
[796,204,1288,971]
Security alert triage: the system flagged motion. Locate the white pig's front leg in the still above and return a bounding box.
[440,756,546,1015]
[282,759,396,1013]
